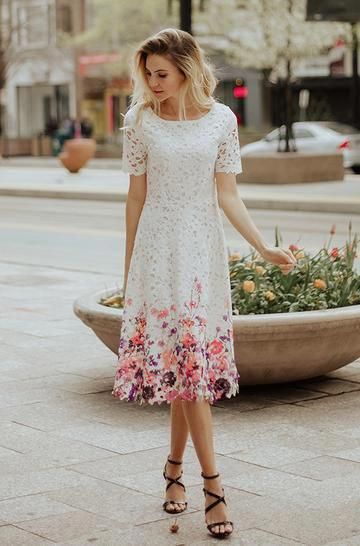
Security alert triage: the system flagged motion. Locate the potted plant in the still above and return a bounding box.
[73,223,360,385]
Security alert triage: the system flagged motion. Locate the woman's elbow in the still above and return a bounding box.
[127,173,147,203]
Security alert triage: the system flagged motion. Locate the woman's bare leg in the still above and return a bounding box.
[181,399,232,535]
[164,397,190,511]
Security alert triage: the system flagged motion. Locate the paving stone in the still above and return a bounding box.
[333,447,360,463]
[259,501,360,545]
[47,480,176,525]
[199,528,307,545]
[324,535,360,545]
[0,525,53,545]
[15,510,125,543]
[0,494,78,523]
[277,454,360,480]
[268,469,360,509]
[52,421,170,453]
[228,444,320,468]
[293,378,360,395]
[0,467,103,501]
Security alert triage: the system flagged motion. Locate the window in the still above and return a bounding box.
[13,0,54,49]
[293,128,315,139]
[57,5,73,34]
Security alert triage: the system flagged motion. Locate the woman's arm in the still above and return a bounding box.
[123,173,147,293]
[216,172,297,273]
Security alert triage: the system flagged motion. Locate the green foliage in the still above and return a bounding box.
[229,222,360,315]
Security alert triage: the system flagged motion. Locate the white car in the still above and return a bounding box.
[240,121,360,173]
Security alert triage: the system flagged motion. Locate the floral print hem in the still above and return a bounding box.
[112,276,240,406]
[112,382,240,406]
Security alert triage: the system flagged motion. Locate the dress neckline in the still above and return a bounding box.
[147,102,216,123]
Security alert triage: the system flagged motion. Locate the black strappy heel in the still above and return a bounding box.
[162,455,188,514]
[201,471,233,539]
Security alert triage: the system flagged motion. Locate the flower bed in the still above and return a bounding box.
[101,223,359,314]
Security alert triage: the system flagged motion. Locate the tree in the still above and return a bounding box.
[73,0,353,148]
[194,0,351,151]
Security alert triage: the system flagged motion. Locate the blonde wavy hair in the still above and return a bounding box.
[123,28,219,128]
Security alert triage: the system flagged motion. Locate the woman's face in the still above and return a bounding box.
[145,54,185,101]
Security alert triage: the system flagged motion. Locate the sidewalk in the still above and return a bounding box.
[1,259,360,545]
[0,157,359,214]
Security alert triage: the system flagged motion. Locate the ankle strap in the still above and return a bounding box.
[168,456,182,465]
[201,471,220,479]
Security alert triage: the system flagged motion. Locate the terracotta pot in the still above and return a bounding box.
[58,138,96,173]
[73,287,360,385]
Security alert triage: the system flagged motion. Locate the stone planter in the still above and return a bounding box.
[237,152,344,184]
[73,287,360,385]
[58,138,96,173]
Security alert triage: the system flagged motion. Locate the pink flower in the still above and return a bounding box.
[189,300,198,308]
[289,244,298,252]
[330,247,339,258]
[218,356,230,371]
[182,318,195,328]
[209,339,224,355]
[182,333,197,348]
[166,390,180,402]
[130,333,142,345]
[158,308,169,319]
[162,349,173,368]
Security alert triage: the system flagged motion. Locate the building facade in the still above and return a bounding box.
[2,0,84,140]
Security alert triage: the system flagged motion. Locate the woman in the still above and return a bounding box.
[112,28,296,539]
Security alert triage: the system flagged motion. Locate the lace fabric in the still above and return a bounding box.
[113,101,242,405]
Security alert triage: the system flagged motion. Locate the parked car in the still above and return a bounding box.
[240,122,360,174]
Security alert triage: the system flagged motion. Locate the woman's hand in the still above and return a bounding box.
[261,246,297,275]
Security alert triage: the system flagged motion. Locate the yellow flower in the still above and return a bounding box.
[255,265,266,276]
[295,250,305,259]
[313,278,327,290]
[243,280,255,293]
[265,290,276,301]
[228,252,242,262]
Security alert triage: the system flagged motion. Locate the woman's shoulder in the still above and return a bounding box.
[123,104,142,125]
[214,101,236,120]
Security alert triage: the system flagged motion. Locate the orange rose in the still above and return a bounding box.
[228,253,242,262]
[265,290,276,301]
[313,278,327,290]
[255,265,266,276]
[243,280,255,293]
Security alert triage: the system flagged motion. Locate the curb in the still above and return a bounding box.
[1,186,360,213]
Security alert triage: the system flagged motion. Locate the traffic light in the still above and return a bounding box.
[233,78,248,99]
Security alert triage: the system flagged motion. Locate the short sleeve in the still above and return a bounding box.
[215,109,243,174]
[121,110,147,175]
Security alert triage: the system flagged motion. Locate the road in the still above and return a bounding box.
[1,195,359,277]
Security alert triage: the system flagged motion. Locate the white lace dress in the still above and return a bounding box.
[112,100,243,405]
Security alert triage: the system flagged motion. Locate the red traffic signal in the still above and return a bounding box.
[233,85,248,99]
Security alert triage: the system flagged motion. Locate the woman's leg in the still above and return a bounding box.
[181,399,232,535]
[164,397,190,511]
